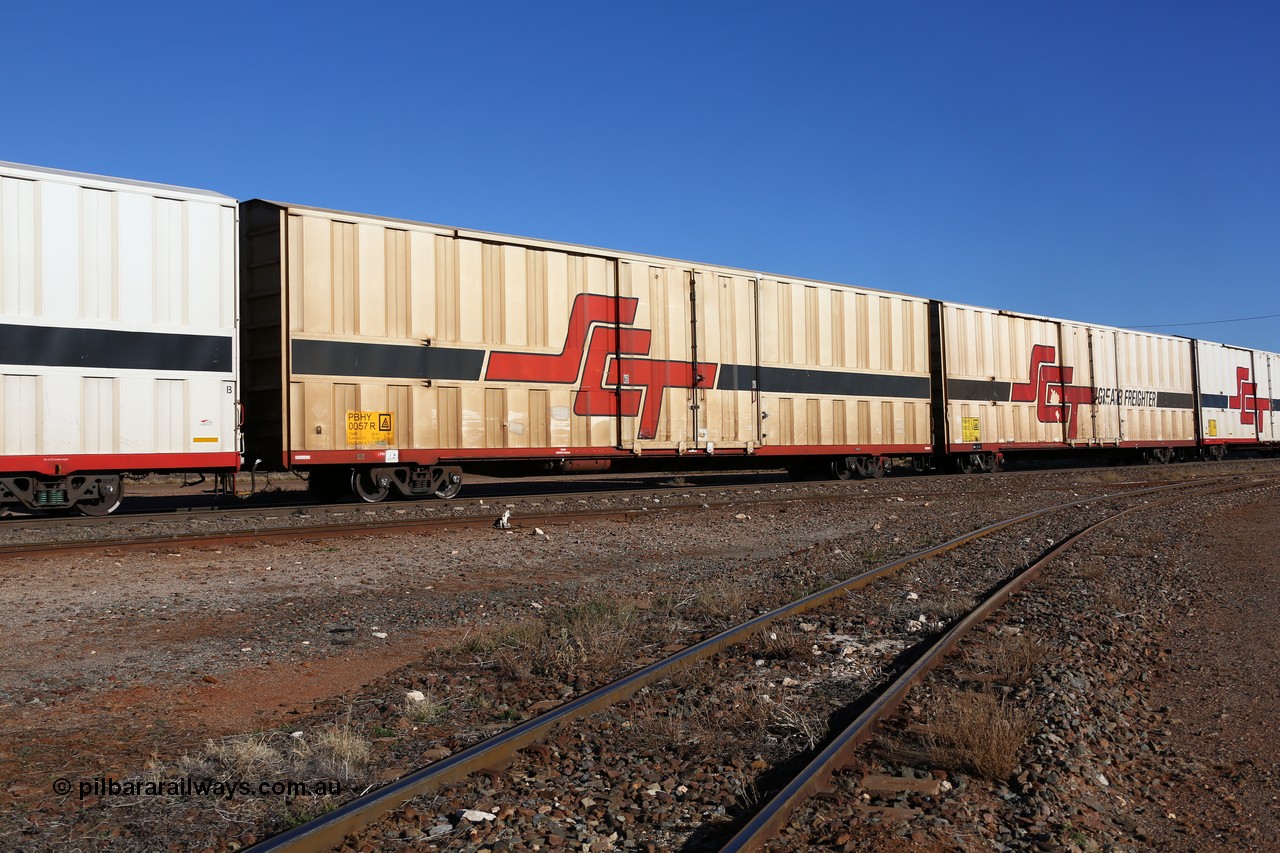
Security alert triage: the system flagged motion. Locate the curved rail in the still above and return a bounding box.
[244,476,1225,853]
[718,474,1280,852]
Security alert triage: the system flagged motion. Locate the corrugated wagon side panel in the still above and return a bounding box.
[38,180,80,323]
[0,175,39,317]
[291,214,329,335]
[1195,341,1259,442]
[384,228,409,339]
[1057,323,1105,444]
[942,302,1197,452]
[356,223,387,338]
[1,374,40,455]
[754,280,929,451]
[941,305,1065,448]
[699,271,758,448]
[0,163,238,475]
[1111,331,1194,444]
[1262,351,1280,443]
[286,209,648,458]
[406,231,436,340]
[117,192,153,324]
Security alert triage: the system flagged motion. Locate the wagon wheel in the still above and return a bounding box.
[78,477,123,517]
[434,476,462,500]
[956,455,976,475]
[868,457,886,479]
[832,457,854,480]
[352,469,392,503]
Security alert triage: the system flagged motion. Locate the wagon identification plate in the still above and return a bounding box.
[347,410,394,446]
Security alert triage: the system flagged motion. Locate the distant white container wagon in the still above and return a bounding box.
[0,161,239,514]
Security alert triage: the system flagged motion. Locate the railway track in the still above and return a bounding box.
[721,473,1277,851]
[241,472,1272,852]
[0,457,1249,533]
[0,473,1220,561]
[1,461,1250,558]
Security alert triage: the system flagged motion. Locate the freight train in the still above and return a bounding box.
[1,161,1276,515]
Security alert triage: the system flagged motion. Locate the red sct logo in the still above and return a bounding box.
[1010,345,1092,439]
[1228,366,1270,427]
[484,294,717,440]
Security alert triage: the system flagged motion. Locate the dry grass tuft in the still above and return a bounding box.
[173,716,372,786]
[314,725,371,779]
[986,633,1050,684]
[747,623,811,661]
[451,596,642,683]
[628,681,822,757]
[199,733,290,775]
[404,689,450,725]
[766,695,824,750]
[643,699,719,756]
[1077,469,1126,485]
[1079,555,1107,579]
[688,576,758,623]
[715,683,778,731]
[924,687,1035,780]
[933,591,976,622]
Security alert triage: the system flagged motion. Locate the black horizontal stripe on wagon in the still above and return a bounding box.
[1153,391,1195,409]
[945,378,1012,403]
[1198,393,1280,412]
[1,324,232,372]
[716,364,930,399]
[945,378,1194,409]
[291,339,485,380]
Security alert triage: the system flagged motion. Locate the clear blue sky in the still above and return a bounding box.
[6,1,1278,352]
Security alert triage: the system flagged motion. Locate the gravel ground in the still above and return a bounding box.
[0,461,1276,852]
[769,477,1280,853]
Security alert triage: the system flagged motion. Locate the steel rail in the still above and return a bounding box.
[0,480,936,555]
[0,477,1171,561]
[0,479,933,535]
[1,459,1244,533]
[0,471,803,529]
[718,474,1280,852]
[244,476,1224,853]
[0,506,657,560]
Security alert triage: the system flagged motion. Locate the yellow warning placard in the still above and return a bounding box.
[1207,419,1217,437]
[346,410,394,446]
[961,417,980,443]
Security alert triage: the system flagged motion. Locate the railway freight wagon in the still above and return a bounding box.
[0,162,239,515]
[1193,340,1280,454]
[238,199,934,501]
[932,302,1198,470]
